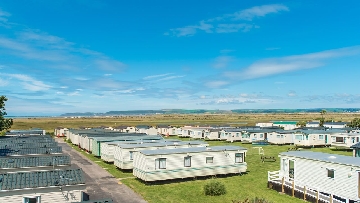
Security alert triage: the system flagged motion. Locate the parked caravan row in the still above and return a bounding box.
[0,134,89,203]
[64,129,248,182]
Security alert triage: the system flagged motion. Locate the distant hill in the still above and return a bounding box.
[59,108,360,117]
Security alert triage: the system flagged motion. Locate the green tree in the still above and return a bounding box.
[319,109,327,127]
[296,120,307,127]
[348,118,360,128]
[0,96,13,132]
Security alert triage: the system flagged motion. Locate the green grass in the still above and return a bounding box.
[67,142,134,179]
[65,137,353,203]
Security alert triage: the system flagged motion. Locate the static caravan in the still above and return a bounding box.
[133,146,247,182]
[269,151,360,202]
[306,121,320,128]
[225,130,243,142]
[266,131,295,145]
[330,133,360,149]
[114,141,208,169]
[0,154,71,172]
[100,139,180,162]
[189,129,210,139]
[178,127,192,138]
[256,122,273,127]
[241,130,270,143]
[205,129,222,140]
[351,142,360,157]
[272,121,298,130]
[156,125,171,135]
[293,130,331,147]
[0,168,86,203]
[324,122,348,129]
[79,133,137,152]
[54,127,68,137]
[91,135,162,156]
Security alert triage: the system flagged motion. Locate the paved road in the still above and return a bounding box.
[57,139,147,203]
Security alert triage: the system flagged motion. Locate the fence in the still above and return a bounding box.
[268,171,347,203]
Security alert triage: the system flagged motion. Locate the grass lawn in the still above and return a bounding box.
[65,137,353,203]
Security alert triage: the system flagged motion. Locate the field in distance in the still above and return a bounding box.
[10,113,360,132]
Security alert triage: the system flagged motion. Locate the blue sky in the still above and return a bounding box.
[1,0,360,116]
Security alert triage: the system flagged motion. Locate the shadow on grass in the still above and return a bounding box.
[138,172,249,186]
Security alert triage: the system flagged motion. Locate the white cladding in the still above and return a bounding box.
[113,141,208,169]
[0,186,85,203]
[133,146,247,181]
[279,151,360,201]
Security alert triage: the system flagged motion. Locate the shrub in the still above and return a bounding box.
[204,180,226,196]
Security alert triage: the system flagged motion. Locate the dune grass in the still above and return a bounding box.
[10,112,360,133]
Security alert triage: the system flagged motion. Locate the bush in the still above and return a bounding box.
[204,180,226,196]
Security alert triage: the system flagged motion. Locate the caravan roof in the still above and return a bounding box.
[140,145,246,155]
[280,151,360,167]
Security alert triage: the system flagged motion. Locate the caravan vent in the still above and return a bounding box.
[328,156,336,159]
[206,148,212,150]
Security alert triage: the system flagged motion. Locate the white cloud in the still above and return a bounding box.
[1,73,52,91]
[231,4,289,21]
[74,77,89,81]
[224,46,360,80]
[67,91,80,96]
[0,78,9,86]
[95,59,126,72]
[0,9,10,23]
[205,80,229,88]
[143,73,172,80]
[213,56,232,68]
[169,21,213,37]
[167,4,288,37]
[104,73,112,76]
[216,24,254,33]
[157,75,185,81]
[288,91,297,97]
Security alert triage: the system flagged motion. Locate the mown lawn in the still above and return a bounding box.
[66,137,353,203]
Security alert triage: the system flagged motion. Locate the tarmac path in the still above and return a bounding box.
[56,138,147,203]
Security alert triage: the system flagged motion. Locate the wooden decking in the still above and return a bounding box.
[268,171,347,203]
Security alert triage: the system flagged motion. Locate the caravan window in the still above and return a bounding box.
[206,157,213,163]
[129,151,134,160]
[327,169,335,178]
[155,158,166,169]
[235,153,243,163]
[184,156,191,167]
[295,135,303,140]
[236,133,239,137]
[23,197,40,203]
[260,134,263,138]
[319,135,324,140]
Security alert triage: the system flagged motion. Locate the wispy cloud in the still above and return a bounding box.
[213,56,233,68]
[167,4,289,37]
[1,73,52,91]
[223,46,360,80]
[288,91,297,97]
[168,21,213,37]
[216,24,256,33]
[0,9,10,25]
[197,93,276,105]
[156,75,185,81]
[143,73,172,80]
[229,4,289,21]
[205,80,229,88]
